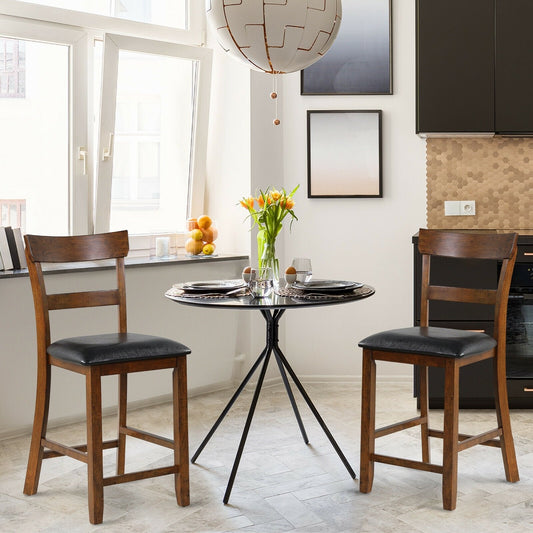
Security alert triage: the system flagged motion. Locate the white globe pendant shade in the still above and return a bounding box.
[206,0,342,74]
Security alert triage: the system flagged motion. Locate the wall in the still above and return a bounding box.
[0,0,429,439]
[427,137,533,229]
[0,259,248,439]
[280,0,427,380]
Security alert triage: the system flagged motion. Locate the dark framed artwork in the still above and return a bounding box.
[307,110,382,198]
[301,0,392,95]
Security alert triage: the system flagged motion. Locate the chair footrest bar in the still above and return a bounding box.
[103,465,179,486]
[42,439,119,460]
[457,429,503,452]
[42,438,89,463]
[428,429,502,449]
[120,426,174,449]
[375,416,427,439]
[372,453,443,474]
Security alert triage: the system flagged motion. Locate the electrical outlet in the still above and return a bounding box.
[460,200,476,216]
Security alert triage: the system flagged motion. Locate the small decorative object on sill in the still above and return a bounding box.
[239,185,299,285]
[185,215,218,257]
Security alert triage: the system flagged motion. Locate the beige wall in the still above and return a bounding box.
[427,138,533,230]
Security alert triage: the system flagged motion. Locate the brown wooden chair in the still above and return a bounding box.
[22,230,191,524]
[358,229,520,510]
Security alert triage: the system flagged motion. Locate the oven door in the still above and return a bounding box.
[506,293,533,378]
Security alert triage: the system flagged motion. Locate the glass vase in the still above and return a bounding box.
[258,237,279,284]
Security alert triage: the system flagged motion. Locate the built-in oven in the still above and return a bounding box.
[506,263,533,379]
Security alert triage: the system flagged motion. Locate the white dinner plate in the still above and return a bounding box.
[292,280,363,293]
[180,279,247,293]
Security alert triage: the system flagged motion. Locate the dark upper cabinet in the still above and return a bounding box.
[416,0,495,134]
[495,0,533,133]
[417,0,533,134]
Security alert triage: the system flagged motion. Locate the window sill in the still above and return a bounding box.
[0,253,249,279]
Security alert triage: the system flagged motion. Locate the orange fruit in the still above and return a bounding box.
[190,228,203,241]
[197,215,212,230]
[185,238,204,255]
[202,243,216,255]
[186,218,199,231]
[201,226,218,243]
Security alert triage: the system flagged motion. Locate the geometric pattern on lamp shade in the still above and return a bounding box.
[206,0,342,74]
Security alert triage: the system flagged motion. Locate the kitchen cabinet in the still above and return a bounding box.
[417,0,533,135]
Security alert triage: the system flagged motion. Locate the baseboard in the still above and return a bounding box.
[0,375,412,441]
[0,380,233,442]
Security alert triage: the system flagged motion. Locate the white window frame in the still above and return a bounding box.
[0,14,90,234]
[0,0,210,243]
[94,33,212,237]
[0,0,205,45]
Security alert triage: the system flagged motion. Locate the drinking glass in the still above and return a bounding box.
[249,266,273,297]
[292,258,312,283]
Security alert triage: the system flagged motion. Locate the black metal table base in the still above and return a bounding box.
[191,308,356,504]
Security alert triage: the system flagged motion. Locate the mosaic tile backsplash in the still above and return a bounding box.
[426,137,533,229]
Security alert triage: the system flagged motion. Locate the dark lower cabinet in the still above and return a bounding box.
[413,232,533,408]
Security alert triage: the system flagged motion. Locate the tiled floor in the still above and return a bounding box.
[2,381,533,532]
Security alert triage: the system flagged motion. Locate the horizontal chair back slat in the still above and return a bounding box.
[428,286,498,305]
[418,230,517,260]
[47,290,120,310]
[24,231,129,263]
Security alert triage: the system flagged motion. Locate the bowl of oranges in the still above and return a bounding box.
[185,215,218,256]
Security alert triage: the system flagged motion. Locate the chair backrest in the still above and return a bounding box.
[418,228,518,348]
[24,231,130,353]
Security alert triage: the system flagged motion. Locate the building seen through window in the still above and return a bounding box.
[0,38,25,98]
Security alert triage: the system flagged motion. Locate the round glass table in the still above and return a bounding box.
[166,284,375,503]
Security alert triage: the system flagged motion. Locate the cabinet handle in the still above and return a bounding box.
[467,329,485,333]
[523,253,533,256]
[523,388,533,392]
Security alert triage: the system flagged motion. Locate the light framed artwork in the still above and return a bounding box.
[301,0,392,95]
[307,110,383,198]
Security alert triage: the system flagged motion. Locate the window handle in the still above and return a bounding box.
[102,132,114,161]
[78,146,88,175]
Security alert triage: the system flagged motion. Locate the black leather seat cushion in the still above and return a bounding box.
[47,333,191,366]
[359,326,497,358]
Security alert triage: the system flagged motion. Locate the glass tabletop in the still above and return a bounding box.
[165,284,375,310]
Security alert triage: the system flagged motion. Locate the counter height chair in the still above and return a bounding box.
[23,231,191,524]
[358,229,519,510]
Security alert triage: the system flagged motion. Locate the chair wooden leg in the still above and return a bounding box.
[24,361,51,495]
[173,357,190,507]
[493,356,519,482]
[86,368,104,525]
[116,373,127,475]
[419,365,431,463]
[360,349,376,493]
[442,360,459,511]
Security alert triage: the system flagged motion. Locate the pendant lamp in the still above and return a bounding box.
[206,0,342,74]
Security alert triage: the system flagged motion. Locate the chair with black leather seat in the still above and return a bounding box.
[23,230,191,524]
[358,228,520,510]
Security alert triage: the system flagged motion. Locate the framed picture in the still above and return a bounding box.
[307,110,382,198]
[301,0,392,95]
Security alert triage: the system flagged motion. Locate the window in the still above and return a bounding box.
[0,2,210,242]
[11,0,188,29]
[95,34,212,236]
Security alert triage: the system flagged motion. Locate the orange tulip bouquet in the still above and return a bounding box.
[239,185,299,280]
